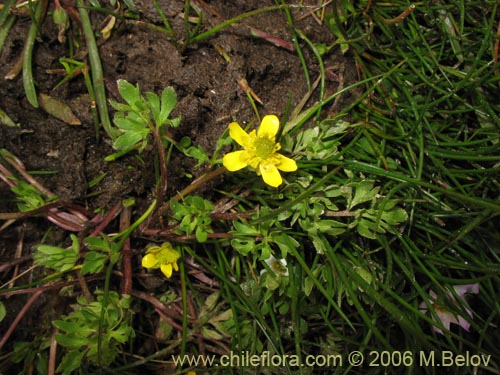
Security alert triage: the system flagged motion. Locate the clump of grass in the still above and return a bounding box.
[0,1,499,374]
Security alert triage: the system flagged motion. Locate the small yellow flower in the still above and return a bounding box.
[222,115,297,187]
[142,242,180,279]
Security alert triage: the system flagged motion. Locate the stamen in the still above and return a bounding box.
[254,137,275,159]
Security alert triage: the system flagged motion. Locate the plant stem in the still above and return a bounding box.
[280,1,310,89]
[179,255,188,363]
[173,166,227,201]
[120,206,132,296]
[188,4,290,45]
[81,64,101,141]
[76,0,115,140]
[22,0,48,108]
[0,290,43,351]
[153,0,178,47]
[0,0,16,26]
[0,14,15,54]
[154,126,168,202]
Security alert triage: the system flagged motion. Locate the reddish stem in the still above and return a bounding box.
[90,201,122,236]
[2,151,55,198]
[155,308,185,332]
[0,255,32,272]
[0,290,43,351]
[0,275,102,297]
[131,290,181,320]
[48,329,58,375]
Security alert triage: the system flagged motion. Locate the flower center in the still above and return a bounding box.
[156,247,180,264]
[254,137,275,159]
[271,261,285,274]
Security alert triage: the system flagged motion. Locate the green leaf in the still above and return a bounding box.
[109,99,132,112]
[56,350,85,375]
[55,333,89,348]
[114,116,147,132]
[34,244,65,256]
[259,242,272,260]
[232,221,260,236]
[112,130,147,151]
[85,251,109,262]
[381,207,408,225]
[203,291,220,312]
[33,242,78,272]
[262,272,280,290]
[70,234,80,253]
[272,233,300,258]
[169,199,184,216]
[357,218,382,239]
[117,79,142,111]
[315,219,347,235]
[81,251,108,274]
[84,236,109,252]
[353,265,373,287]
[109,324,133,344]
[231,237,255,256]
[214,308,233,324]
[348,181,379,209]
[159,86,177,126]
[53,6,68,25]
[183,145,209,166]
[122,0,137,10]
[0,107,18,127]
[0,301,6,322]
[201,327,225,340]
[196,226,208,243]
[146,91,161,125]
[53,320,94,336]
[168,116,181,128]
[11,181,46,211]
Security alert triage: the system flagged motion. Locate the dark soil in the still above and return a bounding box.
[0,0,356,370]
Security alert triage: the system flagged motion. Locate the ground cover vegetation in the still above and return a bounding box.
[0,0,499,374]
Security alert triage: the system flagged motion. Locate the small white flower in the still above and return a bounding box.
[419,283,479,335]
[261,255,289,277]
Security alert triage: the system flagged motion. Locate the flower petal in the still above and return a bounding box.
[229,122,251,147]
[145,246,161,256]
[264,254,278,267]
[453,283,479,297]
[223,150,249,171]
[160,263,173,278]
[258,115,279,139]
[418,301,428,312]
[260,163,282,187]
[223,150,250,171]
[172,261,179,272]
[275,154,297,172]
[456,314,471,331]
[162,246,180,263]
[142,253,159,269]
[433,311,454,335]
[264,255,289,277]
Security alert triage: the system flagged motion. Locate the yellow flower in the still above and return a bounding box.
[142,242,180,279]
[222,115,297,187]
